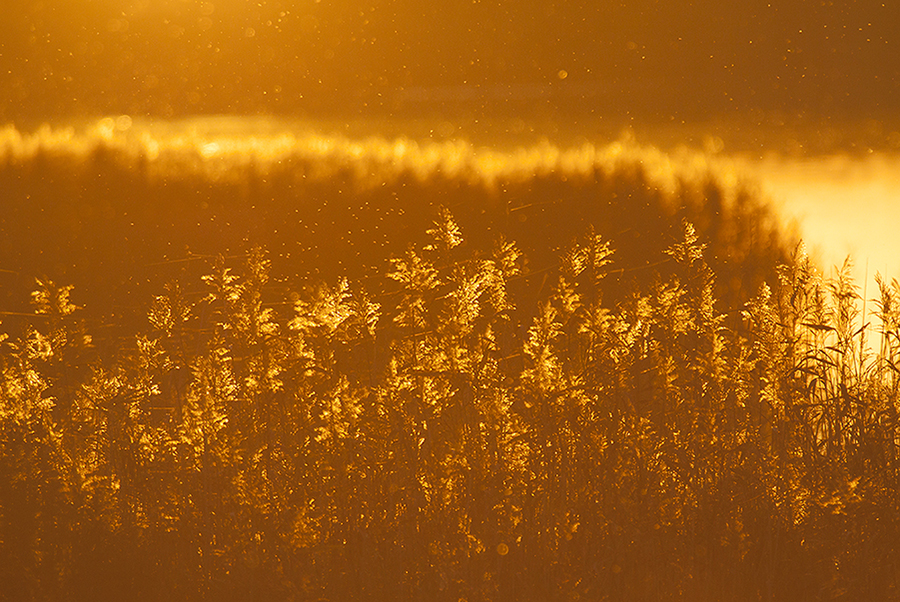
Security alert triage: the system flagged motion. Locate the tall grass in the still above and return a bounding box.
[0,207,898,602]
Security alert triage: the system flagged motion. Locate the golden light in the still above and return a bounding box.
[1,1,900,599]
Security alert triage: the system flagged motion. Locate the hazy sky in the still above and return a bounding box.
[2,0,898,121]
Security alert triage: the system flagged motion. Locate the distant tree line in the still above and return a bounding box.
[0,127,791,331]
[2,210,899,602]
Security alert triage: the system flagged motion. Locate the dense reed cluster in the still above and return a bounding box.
[1,209,898,602]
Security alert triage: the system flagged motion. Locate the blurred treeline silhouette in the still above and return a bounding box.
[0,122,788,332]
[3,209,900,601]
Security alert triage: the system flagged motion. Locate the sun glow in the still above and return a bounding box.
[739,153,900,295]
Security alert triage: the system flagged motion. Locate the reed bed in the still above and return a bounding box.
[0,207,897,601]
